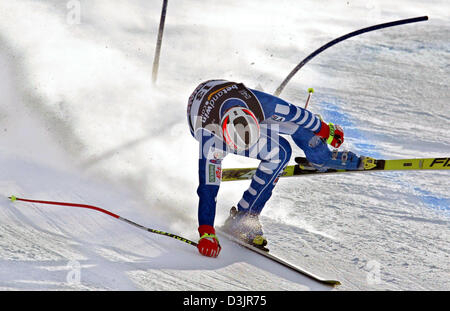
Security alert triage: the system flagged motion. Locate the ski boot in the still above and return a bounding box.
[222,207,269,251]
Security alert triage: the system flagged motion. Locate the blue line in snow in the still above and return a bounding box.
[413,187,450,211]
[317,98,449,216]
[317,100,382,158]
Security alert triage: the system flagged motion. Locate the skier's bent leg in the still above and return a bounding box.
[237,134,292,215]
[291,127,362,170]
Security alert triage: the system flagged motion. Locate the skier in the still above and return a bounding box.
[188,79,367,258]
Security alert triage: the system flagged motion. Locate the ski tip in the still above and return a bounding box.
[9,195,17,202]
[307,87,314,93]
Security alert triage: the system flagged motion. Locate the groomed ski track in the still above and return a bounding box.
[0,153,330,290]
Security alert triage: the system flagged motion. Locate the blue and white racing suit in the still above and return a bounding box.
[187,80,361,227]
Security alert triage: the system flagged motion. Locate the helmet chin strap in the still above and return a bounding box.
[222,116,238,150]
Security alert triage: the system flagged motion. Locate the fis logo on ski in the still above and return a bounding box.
[430,158,450,167]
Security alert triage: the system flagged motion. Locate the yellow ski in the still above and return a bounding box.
[222,157,450,181]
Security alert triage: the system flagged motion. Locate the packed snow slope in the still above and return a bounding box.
[0,0,449,290]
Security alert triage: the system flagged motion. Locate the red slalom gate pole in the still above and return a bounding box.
[8,195,198,247]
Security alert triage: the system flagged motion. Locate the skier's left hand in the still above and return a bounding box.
[316,121,344,148]
[197,225,221,258]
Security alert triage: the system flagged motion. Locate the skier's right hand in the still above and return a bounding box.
[197,225,221,258]
[315,121,344,148]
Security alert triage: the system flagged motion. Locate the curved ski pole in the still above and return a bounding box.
[274,16,428,96]
[8,195,198,247]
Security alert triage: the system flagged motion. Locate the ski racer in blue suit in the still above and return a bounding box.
[187,79,364,257]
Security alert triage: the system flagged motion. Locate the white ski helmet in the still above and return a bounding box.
[221,106,260,152]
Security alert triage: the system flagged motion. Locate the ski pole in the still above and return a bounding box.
[152,0,169,84]
[304,87,314,109]
[274,16,428,96]
[8,195,198,247]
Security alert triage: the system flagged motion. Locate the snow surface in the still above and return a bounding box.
[0,0,449,290]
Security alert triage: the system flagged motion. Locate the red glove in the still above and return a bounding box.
[197,225,221,258]
[315,121,344,148]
